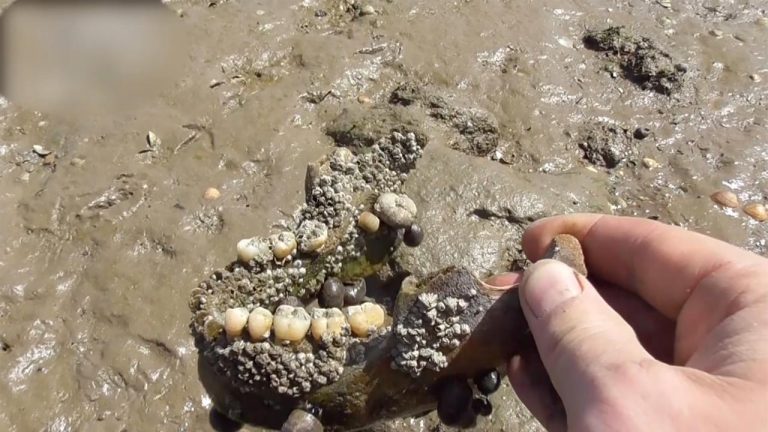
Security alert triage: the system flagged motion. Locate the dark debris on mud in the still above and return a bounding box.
[576,122,632,168]
[389,82,501,157]
[583,26,687,96]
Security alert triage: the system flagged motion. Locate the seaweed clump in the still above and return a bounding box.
[583,26,687,95]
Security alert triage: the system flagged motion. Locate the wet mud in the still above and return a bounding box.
[0,0,766,431]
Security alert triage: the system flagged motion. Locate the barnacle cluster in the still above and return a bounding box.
[189,122,428,398]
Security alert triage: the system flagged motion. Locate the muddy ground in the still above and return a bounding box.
[0,0,766,431]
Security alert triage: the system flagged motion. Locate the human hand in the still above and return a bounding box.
[504,214,768,431]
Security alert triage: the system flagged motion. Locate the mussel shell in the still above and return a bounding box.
[403,224,424,247]
[436,378,473,427]
[472,397,493,417]
[320,278,345,308]
[343,279,367,305]
[473,369,501,395]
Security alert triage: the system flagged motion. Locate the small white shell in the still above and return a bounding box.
[203,187,221,200]
[147,131,161,149]
[224,307,249,339]
[32,145,52,156]
[744,203,768,222]
[710,190,739,209]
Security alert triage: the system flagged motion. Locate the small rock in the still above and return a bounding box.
[710,190,739,209]
[657,0,671,8]
[743,203,767,222]
[358,211,380,233]
[374,193,418,228]
[203,187,221,200]
[633,127,652,140]
[757,17,768,28]
[749,73,762,83]
[544,234,587,276]
[360,5,376,15]
[71,158,86,167]
[709,29,724,38]
[642,158,661,169]
[281,409,323,432]
[357,95,373,104]
[32,145,52,156]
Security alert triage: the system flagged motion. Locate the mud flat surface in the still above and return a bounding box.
[0,0,766,431]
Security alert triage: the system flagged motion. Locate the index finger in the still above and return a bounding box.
[522,214,763,319]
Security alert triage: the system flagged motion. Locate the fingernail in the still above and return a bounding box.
[521,259,583,318]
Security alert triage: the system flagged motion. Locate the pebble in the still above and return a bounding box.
[357,211,380,233]
[544,234,587,276]
[642,158,661,169]
[71,158,86,167]
[204,187,221,200]
[281,409,323,432]
[403,224,424,247]
[758,17,768,28]
[709,29,724,38]
[710,190,739,209]
[374,193,418,228]
[633,127,652,140]
[743,203,767,222]
[360,5,376,15]
[357,95,373,104]
[749,73,762,83]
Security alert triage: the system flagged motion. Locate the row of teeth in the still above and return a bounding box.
[224,303,386,343]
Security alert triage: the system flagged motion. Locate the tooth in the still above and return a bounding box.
[247,307,273,341]
[224,307,249,339]
[273,305,311,342]
[236,237,271,264]
[311,308,347,341]
[345,302,385,337]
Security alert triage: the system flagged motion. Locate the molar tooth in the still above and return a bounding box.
[270,231,297,260]
[273,305,311,342]
[345,302,386,337]
[224,307,249,340]
[311,308,348,341]
[236,237,271,264]
[247,307,273,341]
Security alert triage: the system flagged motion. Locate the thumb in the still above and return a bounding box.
[519,259,652,405]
